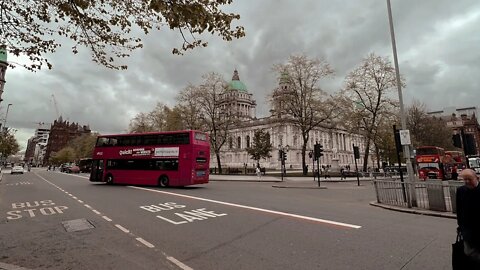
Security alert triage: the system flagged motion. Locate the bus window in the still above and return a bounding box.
[96,137,109,147]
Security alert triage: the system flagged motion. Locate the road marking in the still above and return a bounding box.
[72,196,77,199]
[129,186,362,229]
[92,210,101,215]
[136,237,155,248]
[167,256,193,270]
[34,172,191,269]
[115,224,130,233]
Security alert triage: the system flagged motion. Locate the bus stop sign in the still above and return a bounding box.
[399,130,411,145]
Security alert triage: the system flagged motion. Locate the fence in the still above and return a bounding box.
[373,179,464,213]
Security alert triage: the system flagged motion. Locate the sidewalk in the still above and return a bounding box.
[209,173,374,188]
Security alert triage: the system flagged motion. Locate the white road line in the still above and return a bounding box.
[102,216,112,222]
[166,256,193,270]
[115,224,130,233]
[92,210,101,215]
[78,200,84,203]
[136,237,155,248]
[72,196,77,199]
[84,204,92,209]
[129,186,362,229]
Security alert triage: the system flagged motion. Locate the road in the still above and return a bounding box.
[0,168,456,269]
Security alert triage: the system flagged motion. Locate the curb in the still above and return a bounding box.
[210,179,282,183]
[272,185,327,189]
[369,201,456,219]
[0,262,31,270]
[0,172,3,183]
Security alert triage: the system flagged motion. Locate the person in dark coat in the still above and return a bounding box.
[457,169,480,266]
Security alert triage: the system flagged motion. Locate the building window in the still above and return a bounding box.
[237,136,241,149]
[293,135,298,147]
[246,135,250,148]
[229,137,233,149]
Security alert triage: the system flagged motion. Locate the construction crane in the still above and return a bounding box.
[51,94,60,119]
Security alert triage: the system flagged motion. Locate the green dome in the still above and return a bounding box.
[228,80,247,92]
[0,46,6,63]
[228,69,248,92]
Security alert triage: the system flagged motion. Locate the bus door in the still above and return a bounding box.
[90,160,104,182]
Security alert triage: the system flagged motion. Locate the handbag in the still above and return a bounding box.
[452,229,469,269]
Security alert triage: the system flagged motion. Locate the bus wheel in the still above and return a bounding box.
[106,175,114,185]
[159,176,169,187]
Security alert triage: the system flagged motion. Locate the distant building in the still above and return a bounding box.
[428,106,480,156]
[44,117,91,165]
[211,70,369,171]
[25,127,50,166]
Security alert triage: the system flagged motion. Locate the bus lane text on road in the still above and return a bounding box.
[140,202,227,225]
[6,200,68,220]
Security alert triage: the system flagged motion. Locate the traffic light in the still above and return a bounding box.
[314,143,323,159]
[283,151,287,161]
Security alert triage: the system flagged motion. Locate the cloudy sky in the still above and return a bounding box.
[4,0,480,151]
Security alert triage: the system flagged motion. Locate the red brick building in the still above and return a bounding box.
[44,117,91,165]
[429,107,480,156]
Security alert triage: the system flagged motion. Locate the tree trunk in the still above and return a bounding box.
[216,151,222,174]
[375,146,381,170]
[302,143,307,175]
[362,139,371,172]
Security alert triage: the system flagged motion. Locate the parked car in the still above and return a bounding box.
[67,165,80,174]
[60,163,72,172]
[11,165,24,174]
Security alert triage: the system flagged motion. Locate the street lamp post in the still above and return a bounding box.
[386,0,417,207]
[2,103,12,131]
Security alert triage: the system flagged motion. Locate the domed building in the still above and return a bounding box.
[212,69,371,172]
[218,69,256,120]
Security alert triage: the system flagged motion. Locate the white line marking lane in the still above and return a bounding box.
[129,186,362,229]
[167,256,194,270]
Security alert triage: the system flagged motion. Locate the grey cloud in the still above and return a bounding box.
[3,0,480,150]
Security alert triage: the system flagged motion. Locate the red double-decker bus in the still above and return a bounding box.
[90,130,210,187]
[445,150,467,171]
[416,146,454,180]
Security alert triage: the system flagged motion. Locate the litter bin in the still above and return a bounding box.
[448,180,464,213]
[425,180,447,212]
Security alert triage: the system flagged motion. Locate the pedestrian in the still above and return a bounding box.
[340,167,345,180]
[256,166,261,180]
[452,166,458,180]
[456,169,480,268]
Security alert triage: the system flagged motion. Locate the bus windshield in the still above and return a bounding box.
[416,147,441,156]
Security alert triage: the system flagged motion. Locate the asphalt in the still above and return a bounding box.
[210,173,458,219]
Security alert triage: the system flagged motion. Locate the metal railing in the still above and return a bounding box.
[373,179,464,213]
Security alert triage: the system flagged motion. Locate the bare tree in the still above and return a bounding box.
[3,1,245,71]
[128,112,156,133]
[192,72,235,174]
[272,54,336,175]
[128,102,181,133]
[176,84,205,130]
[342,53,400,172]
[407,100,454,149]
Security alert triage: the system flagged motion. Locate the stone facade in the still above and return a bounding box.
[211,70,369,170]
